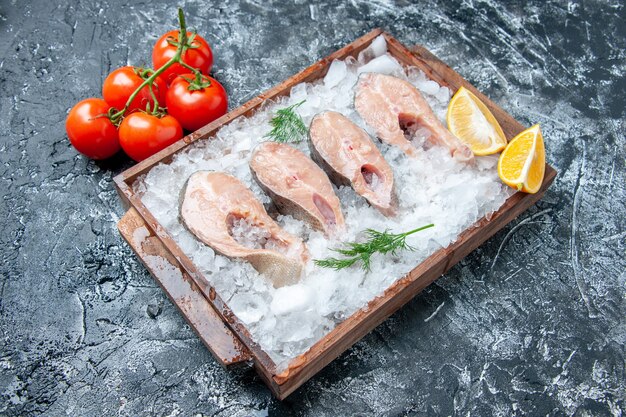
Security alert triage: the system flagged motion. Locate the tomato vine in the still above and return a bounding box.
[108,8,204,125]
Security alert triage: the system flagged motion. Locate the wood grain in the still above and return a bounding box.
[114,29,557,400]
[118,207,252,366]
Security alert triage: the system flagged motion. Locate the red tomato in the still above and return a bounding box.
[118,113,183,161]
[166,74,228,131]
[152,30,213,84]
[65,98,120,160]
[102,66,167,113]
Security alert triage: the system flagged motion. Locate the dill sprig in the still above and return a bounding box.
[314,224,435,271]
[264,100,308,143]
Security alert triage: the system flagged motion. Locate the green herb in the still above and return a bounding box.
[264,100,308,143]
[314,224,435,271]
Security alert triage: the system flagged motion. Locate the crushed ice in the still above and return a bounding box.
[229,217,271,250]
[135,35,514,371]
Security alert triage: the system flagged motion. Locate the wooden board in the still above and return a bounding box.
[114,29,557,399]
[118,207,251,366]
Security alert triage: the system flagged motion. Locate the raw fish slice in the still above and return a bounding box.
[180,171,309,288]
[250,142,345,237]
[309,111,398,216]
[354,73,473,161]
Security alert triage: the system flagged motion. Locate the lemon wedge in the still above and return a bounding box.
[447,86,507,156]
[497,124,545,194]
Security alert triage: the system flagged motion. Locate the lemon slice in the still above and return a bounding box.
[498,124,545,194]
[447,86,507,156]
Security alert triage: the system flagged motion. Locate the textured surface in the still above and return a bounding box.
[0,0,624,415]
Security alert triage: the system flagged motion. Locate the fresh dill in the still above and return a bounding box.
[314,224,435,271]
[264,100,308,143]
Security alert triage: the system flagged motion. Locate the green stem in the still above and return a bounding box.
[109,7,194,121]
[148,84,159,115]
[314,223,435,271]
[109,56,174,119]
[400,224,434,238]
[177,7,187,39]
[179,60,202,74]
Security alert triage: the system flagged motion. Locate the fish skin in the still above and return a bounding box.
[309,111,398,217]
[250,142,345,237]
[354,72,474,162]
[179,171,309,288]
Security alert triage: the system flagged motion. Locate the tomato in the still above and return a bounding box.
[102,66,167,113]
[166,74,228,131]
[118,113,183,161]
[65,98,120,160]
[152,30,213,84]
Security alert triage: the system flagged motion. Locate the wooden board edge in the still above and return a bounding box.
[117,207,252,367]
[125,190,282,380]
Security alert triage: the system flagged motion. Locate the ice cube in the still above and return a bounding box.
[324,60,347,88]
[418,80,440,96]
[436,86,451,103]
[232,136,253,153]
[357,34,387,64]
[229,292,268,324]
[290,83,307,102]
[270,284,312,315]
[407,67,428,83]
[357,54,404,75]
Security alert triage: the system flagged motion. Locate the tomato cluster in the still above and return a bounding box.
[66,26,228,162]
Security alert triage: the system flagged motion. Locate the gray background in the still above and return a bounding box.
[0,0,624,415]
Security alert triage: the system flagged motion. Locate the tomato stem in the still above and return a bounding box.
[179,60,200,74]
[108,7,203,123]
[148,84,159,115]
[178,8,187,40]
[181,72,212,91]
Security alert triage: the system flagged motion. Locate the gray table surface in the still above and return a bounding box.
[1,0,624,415]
